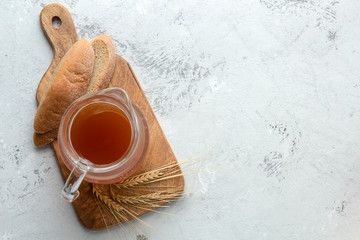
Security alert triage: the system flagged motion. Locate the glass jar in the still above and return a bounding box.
[57,87,150,202]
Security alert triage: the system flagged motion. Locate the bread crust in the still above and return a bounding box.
[34,39,94,134]
[33,35,116,146]
[33,128,58,147]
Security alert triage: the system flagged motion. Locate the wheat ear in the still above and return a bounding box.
[113,162,179,189]
[93,184,126,213]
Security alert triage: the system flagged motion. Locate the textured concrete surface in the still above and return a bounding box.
[1,0,360,239]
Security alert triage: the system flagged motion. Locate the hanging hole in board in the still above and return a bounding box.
[52,16,62,28]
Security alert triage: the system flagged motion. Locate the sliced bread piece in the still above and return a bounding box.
[86,34,116,93]
[34,39,95,134]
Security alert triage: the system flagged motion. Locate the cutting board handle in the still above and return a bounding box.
[37,4,78,103]
[40,4,78,53]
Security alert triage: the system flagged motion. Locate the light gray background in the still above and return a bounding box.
[1,0,360,239]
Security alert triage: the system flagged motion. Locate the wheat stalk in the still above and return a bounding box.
[93,163,187,212]
[114,190,184,206]
[92,159,199,233]
[93,184,126,213]
[93,184,149,230]
[113,162,180,189]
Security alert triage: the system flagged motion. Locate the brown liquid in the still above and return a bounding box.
[70,102,132,165]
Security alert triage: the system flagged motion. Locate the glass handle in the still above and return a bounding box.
[61,161,88,203]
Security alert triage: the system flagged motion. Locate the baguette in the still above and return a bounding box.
[87,34,116,93]
[34,39,94,134]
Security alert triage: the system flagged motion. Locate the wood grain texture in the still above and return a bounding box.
[37,4,184,230]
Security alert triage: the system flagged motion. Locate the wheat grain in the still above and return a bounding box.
[93,184,125,213]
[92,159,198,231]
[113,162,179,189]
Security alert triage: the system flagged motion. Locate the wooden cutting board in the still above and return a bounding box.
[37,4,184,230]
